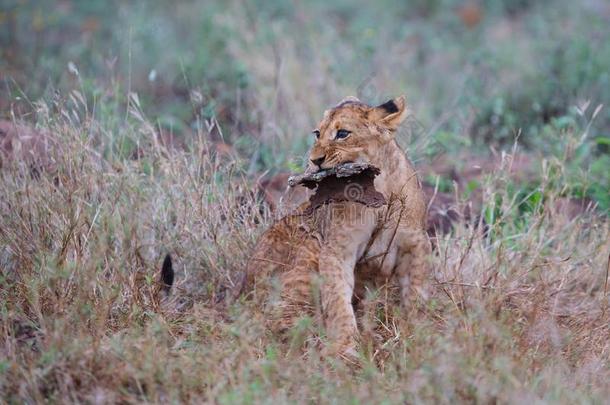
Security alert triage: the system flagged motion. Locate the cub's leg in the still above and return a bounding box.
[319,244,359,356]
[394,229,432,309]
[272,236,320,333]
[317,205,377,357]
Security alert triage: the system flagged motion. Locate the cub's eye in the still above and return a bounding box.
[312,130,320,139]
[335,129,351,140]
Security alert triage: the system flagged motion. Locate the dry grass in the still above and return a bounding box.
[0,101,609,404]
[2,1,609,403]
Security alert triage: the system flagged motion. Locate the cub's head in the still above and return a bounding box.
[308,95,408,171]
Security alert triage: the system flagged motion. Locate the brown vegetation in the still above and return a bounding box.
[1,114,608,402]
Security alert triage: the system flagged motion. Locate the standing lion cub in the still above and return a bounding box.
[247,95,431,358]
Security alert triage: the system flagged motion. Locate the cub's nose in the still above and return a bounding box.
[311,155,326,167]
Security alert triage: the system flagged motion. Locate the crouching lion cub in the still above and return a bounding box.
[247,95,431,359]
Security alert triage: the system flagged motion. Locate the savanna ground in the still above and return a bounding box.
[1,0,609,403]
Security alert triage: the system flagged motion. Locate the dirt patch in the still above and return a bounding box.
[306,169,386,214]
[288,163,386,214]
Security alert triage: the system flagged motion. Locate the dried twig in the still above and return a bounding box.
[287,162,379,188]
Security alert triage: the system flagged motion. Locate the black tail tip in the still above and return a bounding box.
[161,254,174,293]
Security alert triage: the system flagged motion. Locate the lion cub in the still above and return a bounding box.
[247,96,431,358]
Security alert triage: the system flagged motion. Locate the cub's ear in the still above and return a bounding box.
[369,95,408,129]
[324,96,363,118]
[336,96,361,107]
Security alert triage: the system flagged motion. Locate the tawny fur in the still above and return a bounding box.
[246,96,431,357]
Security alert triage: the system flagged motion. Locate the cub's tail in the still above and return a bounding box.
[160,254,174,294]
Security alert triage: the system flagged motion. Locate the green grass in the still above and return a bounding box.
[2,0,608,208]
